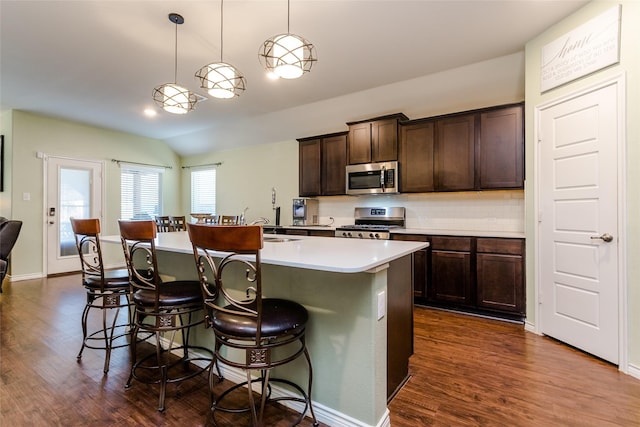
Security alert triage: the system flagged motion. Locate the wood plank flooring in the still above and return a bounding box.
[390,306,640,426]
[2,275,639,426]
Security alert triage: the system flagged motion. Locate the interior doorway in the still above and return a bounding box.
[536,76,625,366]
[45,156,104,275]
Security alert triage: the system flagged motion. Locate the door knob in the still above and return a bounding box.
[590,233,613,242]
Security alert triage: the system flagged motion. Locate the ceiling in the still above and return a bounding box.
[0,1,588,156]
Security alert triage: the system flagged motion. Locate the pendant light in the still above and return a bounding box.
[258,0,316,79]
[195,0,246,99]
[153,13,198,114]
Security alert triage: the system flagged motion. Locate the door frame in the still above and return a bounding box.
[534,74,628,372]
[42,154,106,275]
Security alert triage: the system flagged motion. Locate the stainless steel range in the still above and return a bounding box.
[335,207,405,239]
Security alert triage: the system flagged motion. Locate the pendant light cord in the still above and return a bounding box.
[173,18,178,84]
[220,0,224,61]
[287,0,291,33]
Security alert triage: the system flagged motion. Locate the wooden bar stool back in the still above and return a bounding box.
[187,224,318,426]
[70,217,132,374]
[118,220,213,412]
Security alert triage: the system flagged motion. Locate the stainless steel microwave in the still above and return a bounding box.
[346,161,399,195]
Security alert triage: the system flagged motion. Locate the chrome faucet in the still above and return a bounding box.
[248,217,270,225]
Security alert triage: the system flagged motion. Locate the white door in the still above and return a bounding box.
[46,156,103,275]
[538,81,620,364]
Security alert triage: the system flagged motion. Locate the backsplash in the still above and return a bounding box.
[314,190,524,233]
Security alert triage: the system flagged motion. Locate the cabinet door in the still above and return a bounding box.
[321,134,347,195]
[373,118,399,162]
[430,250,473,306]
[476,238,525,315]
[399,121,435,192]
[479,105,524,189]
[299,139,321,196]
[348,122,372,164]
[477,253,524,314]
[429,236,473,306]
[435,114,476,191]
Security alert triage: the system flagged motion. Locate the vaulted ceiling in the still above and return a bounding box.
[0,1,588,155]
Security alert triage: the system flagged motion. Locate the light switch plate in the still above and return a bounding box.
[377,290,386,320]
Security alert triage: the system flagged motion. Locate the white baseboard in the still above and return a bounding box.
[7,272,44,282]
[627,362,640,380]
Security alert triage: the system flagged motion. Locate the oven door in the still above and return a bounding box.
[346,161,398,195]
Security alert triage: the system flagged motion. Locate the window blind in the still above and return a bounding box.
[120,164,163,220]
[191,167,216,214]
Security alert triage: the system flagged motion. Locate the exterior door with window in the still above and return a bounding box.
[46,157,103,275]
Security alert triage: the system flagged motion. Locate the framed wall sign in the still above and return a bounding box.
[540,4,621,92]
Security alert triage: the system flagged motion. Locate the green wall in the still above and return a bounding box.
[524,1,640,372]
[5,111,182,277]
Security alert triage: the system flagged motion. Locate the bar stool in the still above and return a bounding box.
[118,220,214,412]
[70,218,132,374]
[187,224,318,426]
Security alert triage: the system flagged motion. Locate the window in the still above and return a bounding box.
[191,167,216,214]
[120,164,163,220]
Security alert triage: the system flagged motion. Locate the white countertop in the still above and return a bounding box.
[102,231,427,274]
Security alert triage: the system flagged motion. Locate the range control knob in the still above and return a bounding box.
[357,232,364,238]
[374,233,380,239]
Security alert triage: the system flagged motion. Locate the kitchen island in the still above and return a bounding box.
[102,231,427,427]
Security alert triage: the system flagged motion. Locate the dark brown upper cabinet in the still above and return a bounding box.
[298,132,348,197]
[479,105,524,189]
[298,138,321,196]
[347,113,408,165]
[399,120,435,193]
[435,114,476,191]
[321,133,348,195]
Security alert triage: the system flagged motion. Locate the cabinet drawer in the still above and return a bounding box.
[392,234,429,242]
[477,238,523,255]
[431,236,472,251]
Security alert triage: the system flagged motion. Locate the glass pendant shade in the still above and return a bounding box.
[259,33,316,79]
[195,62,246,99]
[153,83,197,114]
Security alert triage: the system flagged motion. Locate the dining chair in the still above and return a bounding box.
[155,216,174,232]
[169,215,186,231]
[219,215,239,225]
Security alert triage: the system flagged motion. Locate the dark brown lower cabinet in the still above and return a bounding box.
[429,236,473,307]
[394,233,525,320]
[476,238,525,315]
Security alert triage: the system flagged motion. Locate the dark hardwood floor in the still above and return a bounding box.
[1,275,639,426]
